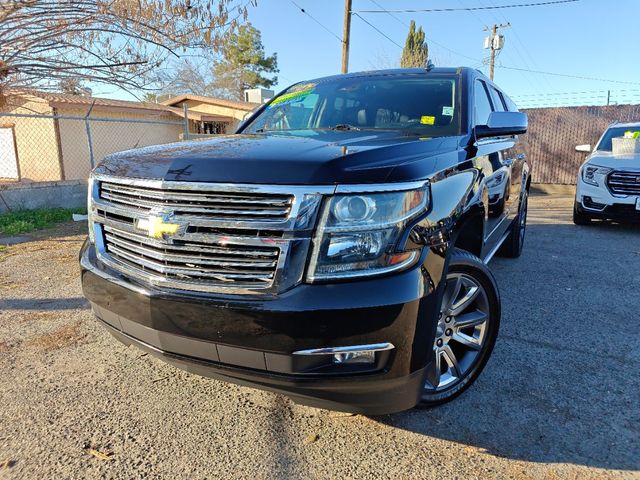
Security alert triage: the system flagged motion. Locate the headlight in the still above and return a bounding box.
[486,171,506,189]
[306,186,429,281]
[581,165,612,186]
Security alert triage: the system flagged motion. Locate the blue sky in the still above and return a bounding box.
[93,0,638,108]
[244,0,638,108]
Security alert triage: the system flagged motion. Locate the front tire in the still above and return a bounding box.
[418,249,501,408]
[573,201,592,225]
[500,189,528,258]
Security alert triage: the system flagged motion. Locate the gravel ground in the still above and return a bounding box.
[0,194,639,480]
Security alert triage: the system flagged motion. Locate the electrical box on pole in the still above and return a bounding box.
[493,35,505,50]
[483,23,510,81]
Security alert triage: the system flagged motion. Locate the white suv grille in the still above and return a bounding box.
[607,171,640,196]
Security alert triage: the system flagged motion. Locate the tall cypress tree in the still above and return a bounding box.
[400,20,429,68]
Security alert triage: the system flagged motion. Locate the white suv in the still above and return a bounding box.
[574,122,640,224]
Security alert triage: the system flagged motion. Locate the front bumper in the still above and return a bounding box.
[80,240,444,414]
[575,178,640,222]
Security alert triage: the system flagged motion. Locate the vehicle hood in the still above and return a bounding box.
[94,131,465,185]
[586,151,640,170]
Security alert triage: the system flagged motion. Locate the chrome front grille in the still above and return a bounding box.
[89,175,334,294]
[100,181,293,220]
[104,226,279,286]
[607,171,640,195]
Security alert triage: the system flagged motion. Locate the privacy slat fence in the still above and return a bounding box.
[521,104,640,185]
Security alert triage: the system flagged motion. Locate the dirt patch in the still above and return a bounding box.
[0,273,15,287]
[25,322,86,352]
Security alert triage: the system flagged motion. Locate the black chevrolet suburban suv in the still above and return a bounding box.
[81,67,530,414]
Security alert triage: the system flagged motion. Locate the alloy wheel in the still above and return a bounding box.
[424,273,491,391]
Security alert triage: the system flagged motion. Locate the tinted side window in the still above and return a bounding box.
[490,87,507,112]
[474,80,493,125]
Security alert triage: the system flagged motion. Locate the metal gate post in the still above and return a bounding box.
[85,99,97,168]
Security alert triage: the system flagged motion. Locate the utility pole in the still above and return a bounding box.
[483,23,510,81]
[341,0,352,73]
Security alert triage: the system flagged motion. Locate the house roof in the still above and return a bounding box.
[16,90,175,114]
[4,90,253,121]
[161,94,258,112]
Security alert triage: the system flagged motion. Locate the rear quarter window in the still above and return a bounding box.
[489,87,507,112]
[474,80,494,125]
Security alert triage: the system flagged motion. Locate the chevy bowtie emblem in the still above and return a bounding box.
[135,211,187,239]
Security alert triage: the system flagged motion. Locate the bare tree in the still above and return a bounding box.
[155,22,277,101]
[0,0,251,98]
[156,58,220,97]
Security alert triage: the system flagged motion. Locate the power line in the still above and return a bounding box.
[477,0,550,92]
[496,65,640,86]
[512,89,640,98]
[288,0,343,43]
[352,12,403,49]
[368,0,407,26]
[368,0,482,63]
[355,0,580,14]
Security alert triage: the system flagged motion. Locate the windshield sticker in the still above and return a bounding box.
[442,106,454,116]
[420,115,435,125]
[270,83,317,106]
[624,131,640,139]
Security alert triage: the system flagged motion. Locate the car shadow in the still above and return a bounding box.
[0,297,89,310]
[373,218,640,472]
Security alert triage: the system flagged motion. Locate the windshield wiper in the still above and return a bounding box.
[330,123,361,131]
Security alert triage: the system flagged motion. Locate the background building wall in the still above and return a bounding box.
[183,100,252,132]
[0,97,62,181]
[57,107,183,180]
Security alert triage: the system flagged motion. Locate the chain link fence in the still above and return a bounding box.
[0,100,187,183]
[0,95,191,212]
[1,93,640,212]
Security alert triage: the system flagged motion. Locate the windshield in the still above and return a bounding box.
[243,75,460,136]
[596,126,640,151]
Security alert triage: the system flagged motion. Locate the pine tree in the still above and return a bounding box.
[400,21,429,68]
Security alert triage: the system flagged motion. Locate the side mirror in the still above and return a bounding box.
[575,144,592,153]
[475,111,528,139]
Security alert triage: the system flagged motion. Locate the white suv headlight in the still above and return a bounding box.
[581,165,612,187]
[306,186,429,281]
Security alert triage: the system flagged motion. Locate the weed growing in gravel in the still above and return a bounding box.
[0,208,86,236]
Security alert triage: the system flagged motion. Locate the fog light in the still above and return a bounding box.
[333,351,375,364]
[292,342,395,366]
